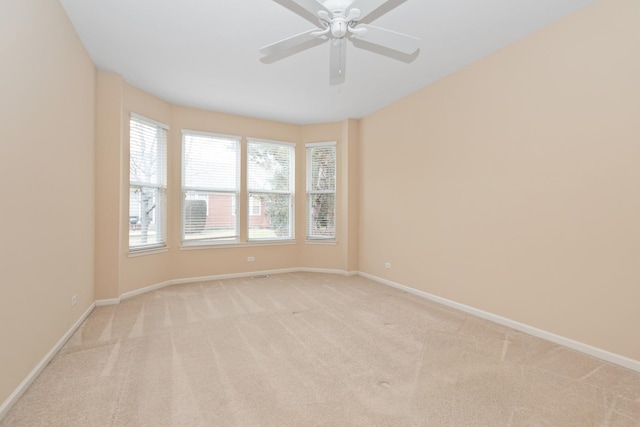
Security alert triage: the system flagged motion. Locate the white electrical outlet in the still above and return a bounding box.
[385,262,391,269]
[71,295,78,306]
[248,256,256,262]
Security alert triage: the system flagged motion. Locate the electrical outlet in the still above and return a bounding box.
[248,256,256,262]
[385,262,391,269]
[71,295,78,306]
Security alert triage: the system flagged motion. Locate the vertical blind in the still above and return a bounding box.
[306,142,336,239]
[182,131,240,244]
[129,114,168,250]
[247,139,295,240]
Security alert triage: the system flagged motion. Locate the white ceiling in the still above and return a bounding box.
[59,0,593,125]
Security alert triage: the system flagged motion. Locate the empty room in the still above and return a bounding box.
[1,0,639,425]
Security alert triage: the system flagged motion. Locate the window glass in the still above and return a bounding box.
[129,114,167,250]
[182,131,240,244]
[247,139,295,240]
[306,143,336,240]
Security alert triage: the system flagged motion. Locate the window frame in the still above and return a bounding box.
[306,141,337,241]
[128,113,168,252]
[181,129,241,246]
[246,138,296,242]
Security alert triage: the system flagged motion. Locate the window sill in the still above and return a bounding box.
[180,240,296,251]
[305,239,338,246]
[128,246,169,257]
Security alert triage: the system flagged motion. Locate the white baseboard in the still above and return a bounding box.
[9,267,634,425]
[359,272,640,373]
[299,267,358,276]
[169,268,300,286]
[120,280,174,300]
[0,302,96,420]
[95,297,120,306]
[95,267,356,306]
[170,267,357,285]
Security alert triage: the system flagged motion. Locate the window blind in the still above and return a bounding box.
[129,114,168,250]
[182,131,240,244]
[306,142,336,240]
[247,139,295,240]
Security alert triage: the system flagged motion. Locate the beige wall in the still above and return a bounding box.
[95,72,123,300]
[341,119,360,273]
[93,80,359,299]
[359,0,640,360]
[2,0,638,411]
[168,105,303,285]
[119,83,173,294]
[0,0,96,405]
[298,119,360,272]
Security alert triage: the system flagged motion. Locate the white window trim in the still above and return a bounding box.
[131,112,169,131]
[246,138,296,242]
[129,113,168,252]
[247,137,296,147]
[181,128,238,140]
[128,246,169,257]
[179,240,296,251]
[181,129,241,245]
[306,141,337,241]
[305,141,336,148]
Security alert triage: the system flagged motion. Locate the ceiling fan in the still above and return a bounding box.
[259,0,420,84]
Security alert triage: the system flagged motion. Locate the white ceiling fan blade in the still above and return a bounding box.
[259,29,322,56]
[272,0,330,26]
[347,0,388,21]
[354,24,420,54]
[329,38,346,84]
[288,0,330,17]
[345,8,361,21]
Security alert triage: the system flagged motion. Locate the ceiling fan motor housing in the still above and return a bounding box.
[330,19,348,38]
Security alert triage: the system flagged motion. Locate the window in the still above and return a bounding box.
[247,139,295,240]
[306,142,336,240]
[182,131,240,244]
[249,195,261,216]
[129,114,168,251]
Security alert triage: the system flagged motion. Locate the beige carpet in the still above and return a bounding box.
[2,272,639,426]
